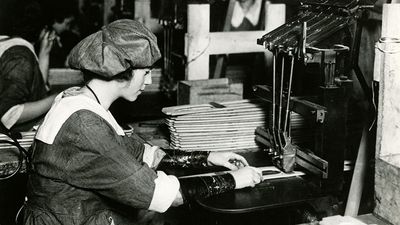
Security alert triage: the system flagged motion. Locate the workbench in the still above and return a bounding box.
[0,121,330,225]
[159,148,323,225]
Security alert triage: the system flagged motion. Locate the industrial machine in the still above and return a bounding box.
[149,0,380,202]
[254,0,376,194]
[151,0,377,194]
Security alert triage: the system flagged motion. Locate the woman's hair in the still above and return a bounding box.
[1,0,45,42]
[82,68,134,83]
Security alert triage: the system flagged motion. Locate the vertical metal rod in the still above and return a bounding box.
[163,24,167,76]
[169,26,172,74]
[272,52,276,130]
[272,50,281,150]
[170,26,174,76]
[166,25,168,73]
[330,62,335,87]
[168,25,172,76]
[326,62,331,87]
[300,21,307,63]
[320,51,325,84]
[284,54,295,134]
[278,55,285,132]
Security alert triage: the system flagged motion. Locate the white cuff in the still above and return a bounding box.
[148,171,180,213]
[143,144,157,167]
[1,104,24,129]
[143,144,166,168]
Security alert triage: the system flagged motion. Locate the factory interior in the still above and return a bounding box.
[1,0,400,224]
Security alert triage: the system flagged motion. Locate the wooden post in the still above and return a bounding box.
[185,2,285,81]
[381,3,400,39]
[376,4,400,158]
[103,0,116,25]
[345,126,368,217]
[264,1,286,70]
[374,4,400,225]
[213,0,236,79]
[185,4,210,80]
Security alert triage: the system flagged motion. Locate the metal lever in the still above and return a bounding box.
[284,53,295,134]
[298,21,308,64]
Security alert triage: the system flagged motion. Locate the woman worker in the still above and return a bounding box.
[23,19,263,224]
[0,0,57,132]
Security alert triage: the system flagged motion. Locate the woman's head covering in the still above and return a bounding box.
[68,19,161,78]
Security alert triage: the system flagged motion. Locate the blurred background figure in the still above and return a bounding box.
[231,0,264,31]
[0,0,57,133]
[41,0,81,68]
[210,0,268,98]
[0,1,58,224]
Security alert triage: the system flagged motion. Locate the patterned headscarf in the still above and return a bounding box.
[68,19,161,78]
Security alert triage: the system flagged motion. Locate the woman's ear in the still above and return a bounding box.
[116,70,135,88]
[113,77,131,89]
[121,79,132,88]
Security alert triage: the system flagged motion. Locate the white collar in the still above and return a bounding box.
[231,0,262,28]
[0,36,37,60]
[36,92,125,144]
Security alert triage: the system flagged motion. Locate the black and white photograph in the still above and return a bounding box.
[0,0,397,224]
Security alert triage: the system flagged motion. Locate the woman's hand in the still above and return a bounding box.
[38,29,57,57]
[207,152,249,170]
[230,166,263,189]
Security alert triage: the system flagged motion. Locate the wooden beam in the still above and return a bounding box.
[208,31,268,54]
[185,2,285,80]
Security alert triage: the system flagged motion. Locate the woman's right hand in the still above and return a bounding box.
[230,166,263,189]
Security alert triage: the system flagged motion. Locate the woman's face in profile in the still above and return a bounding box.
[120,69,152,101]
[53,16,74,35]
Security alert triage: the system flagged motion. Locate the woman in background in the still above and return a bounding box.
[24,19,263,224]
[41,0,80,68]
[0,0,57,132]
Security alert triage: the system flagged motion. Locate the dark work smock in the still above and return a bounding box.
[24,95,164,224]
[0,43,48,131]
[23,91,237,224]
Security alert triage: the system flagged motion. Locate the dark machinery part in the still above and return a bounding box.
[254,0,375,194]
[151,0,187,98]
[0,126,29,225]
[257,0,376,52]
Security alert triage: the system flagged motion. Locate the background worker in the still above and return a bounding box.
[0,0,57,132]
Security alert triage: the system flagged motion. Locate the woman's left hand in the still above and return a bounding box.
[207,152,249,170]
[38,29,57,56]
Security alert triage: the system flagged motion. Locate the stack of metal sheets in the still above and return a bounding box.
[162,100,268,151]
[0,131,35,150]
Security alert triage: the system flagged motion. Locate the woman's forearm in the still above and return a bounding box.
[38,52,50,85]
[17,94,57,123]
